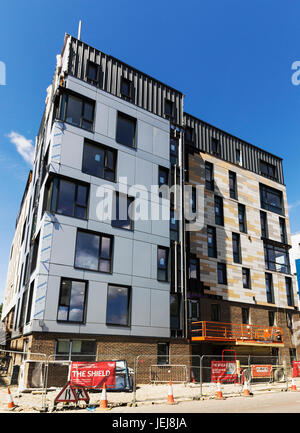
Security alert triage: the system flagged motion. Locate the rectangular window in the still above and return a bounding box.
[56,340,96,361]
[82,140,117,182]
[238,204,247,233]
[279,218,287,244]
[260,184,283,215]
[19,290,28,328]
[170,209,179,241]
[211,304,220,322]
[211,137,220,156]
[170,293,181,329]
[259,160,277,180]
[120,77,133,100]
[265,273,274,304]
[207,226,217,258]
[264,241,290,274]
[205,162,214,191]
[57,278,87,323]
[185,127,194,145]
[25,281,35,325]
[188,299,200,321]
[229,171,238,199]
[188,256,200,292]
[158,166,169,187]
[286,277,294,307]
[111,193,134,231]
[170,137,179,165]
[260,211,268,238]
[242,268,251,289]
[164,99,174,118]
[75,230,113,273]
[214,195,224,226]
[44,177,89,219]
[286,312,293,329]
[106,285,131,327]
[290,348,297,365]
[268,311,275,327]
[116,112,136,148]
[157,246,169,282]
[30,233,40,274]
[157,343,169,365]
[232,233,242,264]
[86,61,101,86]
[236,149,242,165]
[242,308,249,325]
[217,263,227,285]
[58,92,95,131]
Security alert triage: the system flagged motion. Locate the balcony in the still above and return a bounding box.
[190,321,284,346]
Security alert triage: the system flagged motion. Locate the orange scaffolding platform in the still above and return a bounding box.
[190,321,284,346]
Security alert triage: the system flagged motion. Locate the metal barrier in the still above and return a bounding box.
[150,365,188,384]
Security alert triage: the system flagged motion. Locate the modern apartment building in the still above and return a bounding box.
[2,33,300,381]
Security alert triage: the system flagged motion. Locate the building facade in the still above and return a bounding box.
[2,34,300,382]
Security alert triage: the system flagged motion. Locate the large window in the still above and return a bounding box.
[286,277,294,307]
[217,263,227,285]
[82,141,116,182]
[55,340,96,361]
[58,92,94,131]
[75,230,113,273]
[260,184,283,215]
[86,61,101,86]
[238,204,247,233]
[214,195,224,226]
[264,241,290,274]
[170,293,181,329]
[232,233,242,264]
[259,160,277,181]
[265,273,274,304]
[205,162,214,191]
[157,246,169,282]
[116,112,136,148]
[207,226,217,258]
[106,285,131,326]
[57,278,87,323]
[229,171,238,200]
[112,193,134,230]
[44,177,89,219]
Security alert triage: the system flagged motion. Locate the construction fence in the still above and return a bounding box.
[0,349,295,410]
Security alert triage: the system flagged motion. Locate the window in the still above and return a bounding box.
[157,343,169,365]
[290,348,297,365]
[286,312,293,329]
[188,299,200,321]
[30,233,40,274]
[238,204,247,233]
[260,184,283,215]
[106,285,131,326]
[205,162,214,191]
[207,226,217,258]
[279,218,287,244]
[265,273,274,304]
[58,92,94,131]
[120,77,133,100]
[75,230,113,273]
[25,281,35,325]
[232,233,242,264]
[170,293,181,329]
[86,61,100,86]
[214,196,224,226]
[170,209,179,241]
[55,340,96,361]
[164,99,174,118]
[111,193,134,230]
[44,177,89,219]
[82,141,116,182]
[57,279,87,323]
[23,254,29,286]
[268,311,275,327]
[236,149,242,165]
[242,308,250,325]
[188,256,199,281]
[211,137,220,156]
[185,127,194,145]
[157,246,169,282]
[211,304,220,322]
[18,290,28,329]
[259,160,277,180]
[242,268,251,289]
[170,137,179,165]
[217,263,227,285]
[158,166,169,187]
[286,277,294,307]
[41,147,49,185]
[264,241,290,274]
[260,211,268,238]
[116,112,136,148]
[229,171,237,199]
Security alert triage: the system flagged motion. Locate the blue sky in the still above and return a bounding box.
[1,0,300,302]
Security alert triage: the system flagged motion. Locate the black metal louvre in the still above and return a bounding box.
[66,35,184,126]
[184,113,284,185]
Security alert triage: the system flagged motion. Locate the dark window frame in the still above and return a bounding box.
[242,307,250,325]
[265,273,274,304]
[279,217,287,244]
[286,277,294,307]
[111,192,134,231]
[86,60,101,87]
[57,278,88,324]
[57,90,95,132]
[214,195,224,226]
[217,262,227,285]
[260,183,284,215]
[229,171,238,200]
[205,162,214,191]
[260,211,268,238]
[259,160,278,181]
[242,267,251,289]
[106,284,131,327]
[207,226,217,258]
[157,246,169,282]
[238,203,247,233]
[211,304,220,322]
[120,76,134,101]
[232,232,242,264]
[164,98,175,119]
[82,139,117,182]
[211,137,220,156]
[264,241,290,274]
[157,342,170,366]
[116,111,137,149]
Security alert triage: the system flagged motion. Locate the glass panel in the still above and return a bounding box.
[82,143,105,178]
[69,281,86,322]
[66,95,82,126]
[83,102,94,121]
[75,231,99,270]
[170,294,180,329]
[59,279,71,306]
[106,151,115,170]
[99,259,111,273]
[87,63,97,81]
[57,306,69,321]
[116,113,136,148]
[100,237,111,259]
[75,205,86,219]
[72,341,82,353]
[189,259,197,279]
[158,248,167,269]
[77,185,87,206]
[57,180,75,216]
[57,340,70,354]
[106,285,129,326]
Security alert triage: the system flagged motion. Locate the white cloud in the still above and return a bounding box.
[7,131,34,165]
[288,200,300,211]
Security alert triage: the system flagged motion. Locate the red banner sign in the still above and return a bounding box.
[293,361,300,377]
[211,361,238,383]
[251,365,273,378]
[70,361,116,389]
